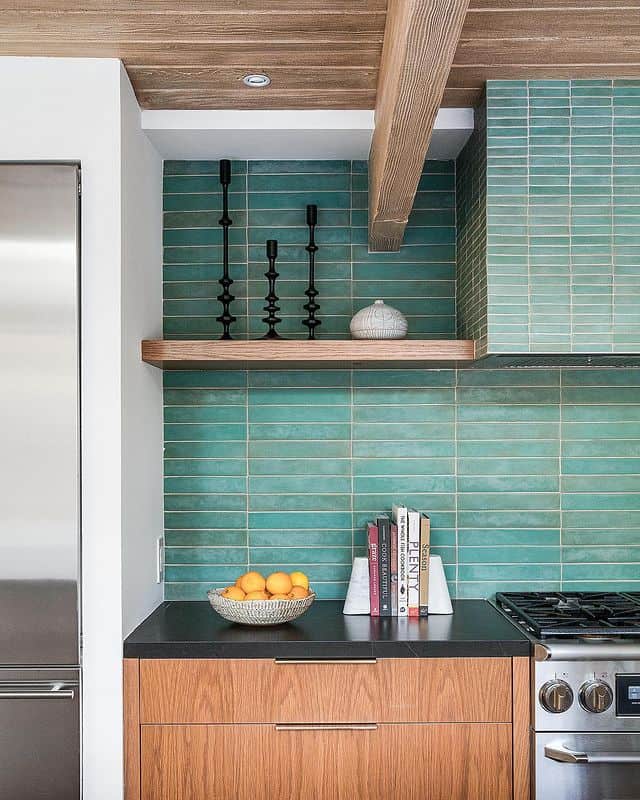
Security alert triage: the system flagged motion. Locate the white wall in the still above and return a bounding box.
[120,64,164,638]
[0,57,163,799]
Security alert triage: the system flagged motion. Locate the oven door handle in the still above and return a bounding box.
[0,682,76,700]
[545,743,640,765]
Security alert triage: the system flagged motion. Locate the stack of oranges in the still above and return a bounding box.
[222,571,311,601]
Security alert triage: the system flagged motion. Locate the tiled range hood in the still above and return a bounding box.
[456,80,640,367]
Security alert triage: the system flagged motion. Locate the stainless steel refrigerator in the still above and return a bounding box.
[0,164,81,798]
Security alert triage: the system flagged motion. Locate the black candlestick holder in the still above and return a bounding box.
[261,239,284,339]
[216,158,236,339]
[302,204,321,339]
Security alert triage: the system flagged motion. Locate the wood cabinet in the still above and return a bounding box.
[139,657,512,724]
[141,723,512,800]
[125,657,530,800]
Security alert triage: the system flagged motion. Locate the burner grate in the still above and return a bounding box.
[496,591,640,638]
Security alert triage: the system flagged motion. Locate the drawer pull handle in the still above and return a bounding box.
[274,659,377,665]
[275,724,378,732]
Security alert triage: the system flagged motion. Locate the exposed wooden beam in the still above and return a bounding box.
[368,0,469,251]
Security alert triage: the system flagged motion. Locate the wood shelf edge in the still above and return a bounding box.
[141,339,476,369]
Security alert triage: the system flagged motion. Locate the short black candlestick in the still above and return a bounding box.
[302,204,321,339]
[216,158,236,339]
[261,239,284,339]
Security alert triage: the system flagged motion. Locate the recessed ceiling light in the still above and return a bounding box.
[243,73,271,88]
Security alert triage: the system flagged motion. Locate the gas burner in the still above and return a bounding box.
[496,591,640,638]
[555,598,580,609]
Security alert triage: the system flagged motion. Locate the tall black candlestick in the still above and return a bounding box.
[302,204,321,339]
[261,239,283,339]
[216,158,236,339]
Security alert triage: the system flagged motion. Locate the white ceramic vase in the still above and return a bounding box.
[350,299,408,340]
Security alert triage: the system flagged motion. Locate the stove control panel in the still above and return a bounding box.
[534,659,640,733]
[616,674,640,717]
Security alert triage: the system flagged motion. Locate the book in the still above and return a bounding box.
[407,508,421,617]
[377,515,392,616]
[392,504,409,617]
[390,522,398,616]
[367,522,380,617]
[419,513,431,617]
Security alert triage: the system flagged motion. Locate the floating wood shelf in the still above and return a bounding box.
[141,339,476,370]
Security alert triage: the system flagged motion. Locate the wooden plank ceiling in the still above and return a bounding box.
[2,0,640,110]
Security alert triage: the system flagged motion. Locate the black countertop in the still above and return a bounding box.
[123,599,530,659]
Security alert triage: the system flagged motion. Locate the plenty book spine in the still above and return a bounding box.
[392,504,409,617]
[377,516,392,616]
[407,509,421,617]
[390,522,398,616]
[419,513,431,617]
[367,523,380,617]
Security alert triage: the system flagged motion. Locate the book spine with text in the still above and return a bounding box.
[367,522,380,617]
[407,509,421,617]
[377,516,392,616]
[392,504,409,617]
[419,514,431,617]
[390,522,398,616]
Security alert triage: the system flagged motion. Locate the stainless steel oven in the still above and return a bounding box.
[495,593,640,800]
[532,655,640,800]
[535,732,640,800]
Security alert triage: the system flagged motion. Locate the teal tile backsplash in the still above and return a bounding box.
[457,79,640,355]
[163,158,640,601]
[164,365,640,600]
[164,159,456,340]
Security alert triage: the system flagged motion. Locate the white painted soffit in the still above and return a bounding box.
[141,108,474,161]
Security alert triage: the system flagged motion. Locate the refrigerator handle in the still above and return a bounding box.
[0,683,76,700]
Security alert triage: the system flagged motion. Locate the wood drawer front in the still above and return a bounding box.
[139,657,512,724]
[141,723,512,800]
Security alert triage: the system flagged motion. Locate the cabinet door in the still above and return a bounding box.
[141,723,512,800]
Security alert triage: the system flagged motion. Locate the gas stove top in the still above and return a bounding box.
[497,591,640,798]
[496,591,640,638]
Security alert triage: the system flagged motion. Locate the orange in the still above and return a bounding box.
[240,571,266,594]
[289,586,309,599]
[289,571,309,590]
[244,590,269,600]
[266,571,293,595]
[235,574,245,588]
[222,586,245,601]
[269,593,290,601]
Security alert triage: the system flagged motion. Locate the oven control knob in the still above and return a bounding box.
[539,680,574,713]
[579,680,613,714]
